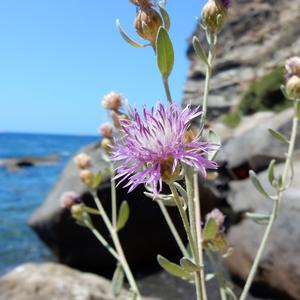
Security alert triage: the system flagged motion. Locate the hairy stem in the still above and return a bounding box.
[163,76,173,103]
[157,200,189,257]
[92,191,141,299]
[239,100,299,300]
[111,164,117,228]
[194,173,208,300]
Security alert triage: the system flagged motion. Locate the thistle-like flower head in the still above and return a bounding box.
[111,102,218,196]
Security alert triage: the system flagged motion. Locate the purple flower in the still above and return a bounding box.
[111,102,218,196]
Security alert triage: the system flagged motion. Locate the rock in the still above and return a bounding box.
[183,0,300,119]
[0,262,266,300]
[0,154,60,170]
[29,143,218,276]
[0,263,130,300]
[226,158,300,300]
[216,108,300,170]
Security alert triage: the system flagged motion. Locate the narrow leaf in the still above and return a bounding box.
[268,128,289,144]
[203,218,218,241]
[111,264,124,297]
[156,27,174,78]
[246,212,270,225]
[157,255,193,280]
[267,159,276,186]
[249,170,270,198]
[158,5,170,31]
[280,84,289,99]
[296,101,300,120]
[92,171,102,189]
[192,36,208,65]
[116,200,130,231]
[180,257,200,272]
[205,129,221,160]
[116,19,144,48]
[205,273,215,281]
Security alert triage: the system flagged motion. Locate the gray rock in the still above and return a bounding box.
[0,154,60,170]
[0,263,130,300]
[226,159,300,300]
[216,108,300,170]
[183,0,300,118]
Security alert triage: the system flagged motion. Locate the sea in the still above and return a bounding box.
[0,132,98,275]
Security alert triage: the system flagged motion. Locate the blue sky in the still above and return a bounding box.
[0,1,205,135]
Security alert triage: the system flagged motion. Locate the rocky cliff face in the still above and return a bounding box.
[183,0,300,118]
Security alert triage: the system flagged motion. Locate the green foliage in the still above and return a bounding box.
[156,27,174,79]
[116,201,130,231]
[239,67,291,115]
[222,110,241,128]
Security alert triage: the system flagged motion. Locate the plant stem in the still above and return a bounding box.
[239,100,299,300]
[111,164,117,228]
[163,76,173,103]
[85,220,119,260]
[92,191,141,299]
[157,200,189,257]
[193,173,208,300]
[184,168,207,300]
[206,250,227,300]
[201,33,216,127]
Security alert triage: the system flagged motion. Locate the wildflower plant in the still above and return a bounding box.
[60,1,300,299]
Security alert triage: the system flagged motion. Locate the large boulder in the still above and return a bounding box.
[183,0,300,119]
[226,157,300,300]
[0,263,131,300]
[29,143,217,276]
[0,263,265,300]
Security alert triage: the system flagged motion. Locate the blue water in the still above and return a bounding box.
[0,133,98,275]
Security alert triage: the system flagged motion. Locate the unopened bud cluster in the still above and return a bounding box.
[285,56,300,100]
[201,0,229,33]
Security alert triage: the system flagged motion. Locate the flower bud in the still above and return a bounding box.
[201,0,229,33]
[134,8,163,43]
[102,92,122,111]
[101,138,113,153]
[79,169,94,186]
[286,75,300,100]
[285,56,300,78]
[99,123,113,138]
[74,153,92,169]
[206,208,225,229]
[60,191,79,209]
[71,204,85,220]
[130,0,153,7]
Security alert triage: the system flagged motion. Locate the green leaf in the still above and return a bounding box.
[296,101,300,120]
[180,257,200,272]
[116,200,130,231]
[268,128,289,144]
[158,5,170,32]
[157,255,193,280]
[111,264,124,297]
[192,36,208,65]
[116,19,144,48]
[249,170,270,198]
[203,218,218,241]
[156,27,174,78]
[92,171,102,189]
[205,129,221,160]
[267,159,276,186]
[280,84,289,99]
[246,212,270,225]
